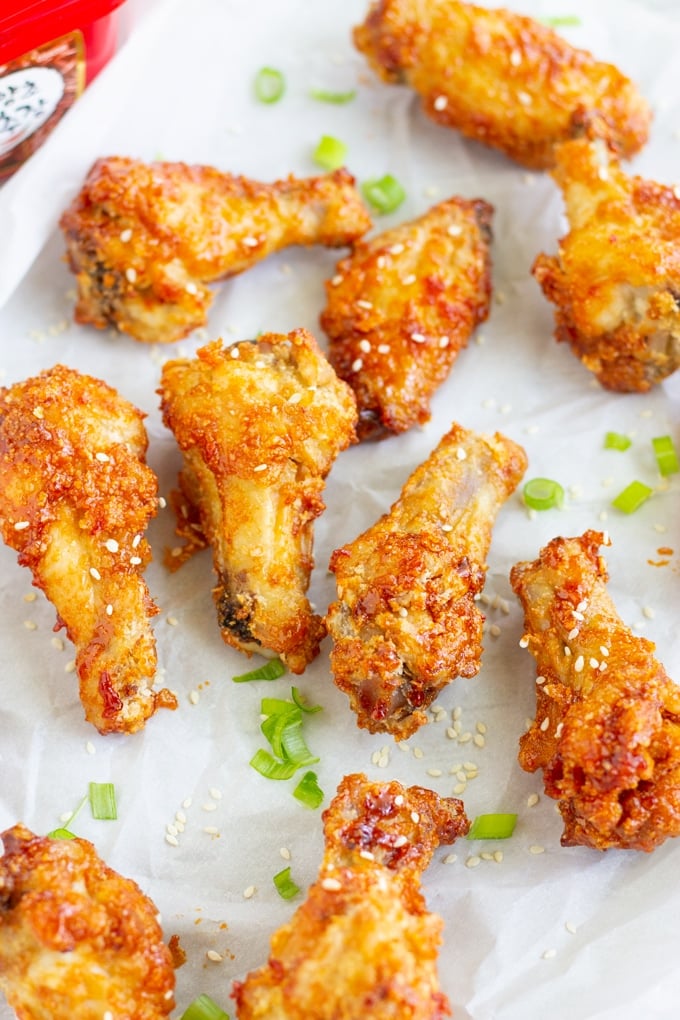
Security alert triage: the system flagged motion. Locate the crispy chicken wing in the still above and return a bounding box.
[510,530,680,852]
[0,824,175,1020]
[326,423,527,738]
[0,366,176,735]
[60,157,372,344]
[159,330,357,674]
[232,772,469,1020]
[321,196,493,440]
[354,0,650,170]
[532,137,680,391]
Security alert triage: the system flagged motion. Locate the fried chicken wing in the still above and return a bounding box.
[354,0,650,170]
[510,530,680,852]
[0,824,175,1020]
[59,157,372,344]
[159,329,357,674]
[320,196,493,440]
[232,772,468,1020]
[532,137,680,391]
[326,423,527,738]
[0,366,176,735]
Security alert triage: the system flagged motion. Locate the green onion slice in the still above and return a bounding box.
[603,431,632,452]
[233,658,286,683]
[523,477,564,511]
[279,720,319,768]
[47,827,77,840]
[273,866,301,900]
[293,770,324,809]
[361,174,406,215]
[652,435,680,477]
[611,480,653,514]
[88,782,117,821]
[310,88,356,104]
[181,993,230,1020]
[539,15,581,27]
[254,66,285,104]
[467,813,518,840]
[291,687,322,714]
[250,748,302,780]
[313,134,348,171]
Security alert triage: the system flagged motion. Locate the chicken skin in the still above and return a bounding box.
[159,330,357,674]
[326,423,527,738]
[0,824,175,1020]
[60,157,372,344]
[354,0,650,170]
[232,773,469,1020]
[0,366,176,735]
[321,196,493,440]
[510,531,680,852]
[532,137,680,392]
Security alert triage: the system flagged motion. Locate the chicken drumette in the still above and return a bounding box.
[0,824,175,1020]
[354,0,650,170]
[0,366,176,735]
[159,330,357,674]
[511,530,680,852]
[60,158,372,344]
[321,196,493,440]
[532,137,680,392]
[326,423,527,738]
[232,772,469,1020]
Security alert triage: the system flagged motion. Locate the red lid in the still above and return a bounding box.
[0,0,127,67]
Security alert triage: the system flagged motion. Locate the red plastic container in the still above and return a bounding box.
[0,0,128,180]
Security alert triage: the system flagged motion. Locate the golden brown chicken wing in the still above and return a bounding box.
[159,329,357,674]
[320,196,493,440]
[232,772,469,1020]
[60,157,372,344]
[532,137,680,392]
[354,0,650,170]
[510,530,680,852]
[0,366,176,735]
[326,423,527,738]
[0,824,175,1020]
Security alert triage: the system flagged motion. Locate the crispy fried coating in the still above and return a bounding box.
[159,330,357,674]
[326,423,527,738]
[532,137,680,391]
[59,157,372,344]
[354,0,650,170]
[510,530,680,852]
[321,196,493,440]
[232,772,468,1020]
[0,366,176,735]
[0,824,175,1020]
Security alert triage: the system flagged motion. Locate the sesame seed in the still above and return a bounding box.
[130,555,142,565]
[473,734,485,748]
[358,339,371,353]
[280,847,291,861]
[527,793,539,807]
[564,646,572,657]
[51,636,64,650]
[466,855,481,868]
[165,834,179,847]
[185,281,198,295]
[230,346,240,358]
[166,823,178,836]
[377,343,390,354]
[568,627,579,640]
[253,463,268,472]
[394,794,404,806]
[447,224,463,237]
[476,721,487,735]
[452,707,462,720]
[357,299,373,309]
[331,274,343,286]
[189,690,199,705]
[539,717,550,732]
[202,826,219,835]
[176,810,187,824]
[411,811,420,823]
[426,768,443,777]
[565,921,577,934]
[125,267,137,283]
[519,635,529,648]
[493,850,504,863]
[23,593,36,602]
[529,844,545,854]
[402,274,417,285]
[202,802,217,812]
[434,94,448,111]
[13,520,30,530]
[643,606,655,619]
[439,336,450,348]
[542,948,557,959]
[443,853,457,864]
[207,950,223,962]
[456,447,467,461]
[555,722,564,738]
[574,655,584,673]
[95,452,110,463]
[167,615,178,626]
[106,604,113,617]
[182,797,193,809]
[321,877,342,891]
[393,834,408,847]
[243,885,256,898]
[65,660,76,674]
[600,646,609,657]
[589,658,599,669]
[86,740,96,754]
[89,567,101,580]
[119,228,133,242]
[132,534,142,548]
[243,236,259,247]
[389,243,404,255]
[458,731,472,744]
[446,727,457,739]
[463,761,477,772]
[23,620,37,631]
[359,849,375,860]
[510,48,522,66]
[105,539,119,553]
[351,358,363,371]
[411,332,426,343]
[441,523,453,533]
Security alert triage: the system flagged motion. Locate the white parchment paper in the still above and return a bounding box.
[0,1,679,1017]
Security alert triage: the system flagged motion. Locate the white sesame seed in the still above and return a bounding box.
[433,94,448,111]
[574,655,584,673]
[411,811,420,823]
[393,834,408,847]
[542,948,557,959]
[493,850,504,863]
[202,802,217,812]
[185,281,198,295]
[568,627,580,641]
[426,768,443,777]
[394,794,404,806]
[642,606,655,620]
[130,555,142,565]
[443,853,457,864]
[105,539,119,553]
[555,722,564,738]
[458,731,472,743]
[411,332,426,343]
[51,637,64,651]
[243,885,256,898]
[452,707,462,720]
[321,877,342,891]
[253,463,268,472]
[165,834,179,847]
[564,646,572,657]
[441,523,453,533]
[473,734,485,748]
[243,236,259,247]
[166,615,179,626]
[402,274,417,285]
[565,921,577,934]
[377,343,390,354]
[132,534,142,548]
[189,690,199,705]
[389,243,404,255]
[176,810,187,824]
[519,635,529,648]
[106,604,113,617]
[446,727,457,739]
[447,224,463,237]
[89,567,101,581]
[358,339,371,353]
[527,793,539,808]
[182,797,193,809]
[166,823,178,836]
[529,844,545,854]
[539,717,550,732]
[456,447,467,461]
[13,520,30,530]
[210,787,223,800]
[85,740,96,754]
[351,358,363,371]
[280,847,291,861]
[125,267,137,283]
[230,346,240,358]
[510,48,522,66]
[207,950,223,962]
[439,336,450,348]
[95,452,110,463]
[357,299,373,309]
[359,849,375,860]
[65,659,76,673]
[466,855,481,868]
[600,646,609,657]
[589,657,599,669]
[119,228,133,243]
[23,620,37,631]
[331,274,343,286]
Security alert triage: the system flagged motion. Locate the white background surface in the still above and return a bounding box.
[0,1,679,1017]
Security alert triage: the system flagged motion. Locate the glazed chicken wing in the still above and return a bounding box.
[354,0,650,170]
[326,423,527,738]
[0,366,176,735]
[60,157,372,344]
[159,330,357,674]
[532,137,680,391]
[0,824,175,1020]
[321,196,493,440]
[510,530,680,852]
[232,773,469,1020]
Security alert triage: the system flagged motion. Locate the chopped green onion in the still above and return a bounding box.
[361,174,406,215]
[254,66,285,104]
[260,696,299,718]
[251,691,321,781]
[313,134,348,171]
[291,687,322,714]
[273,866,301,900]
[233,658,286,683]
[652,435,680,476]
[293,770,324,809]
[261,706,299,759]
[181,993,230,1020]
[539,15,581,27]
[523,477,564,511]
[611,480,653,514]
[467,813,518,840]
[603,431,632,452]
[249,748,302,780]
[279,720,319,768]
[310,88,356,104]
[47,827,77,840]
[88,782,117,821]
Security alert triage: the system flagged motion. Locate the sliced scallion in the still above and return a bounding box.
[47,827,77,840]
[254,67,285,104]
[361,174,406,215]
[523,477,564,511]
[310,88,356,104]
[611,480,653,514]
[313,134,348,171]
[233,658,286,683]
[291,687,322,714]
[603,431,632,452]
[180,993,230,1020]
[652,435,679,477]
[467,813,518,840]
[293,770,324,809]
[88,781,117,821]
[273,866,301,900]
[249,748,302,780]
[279,720,319,768]
[539,15,581,27]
